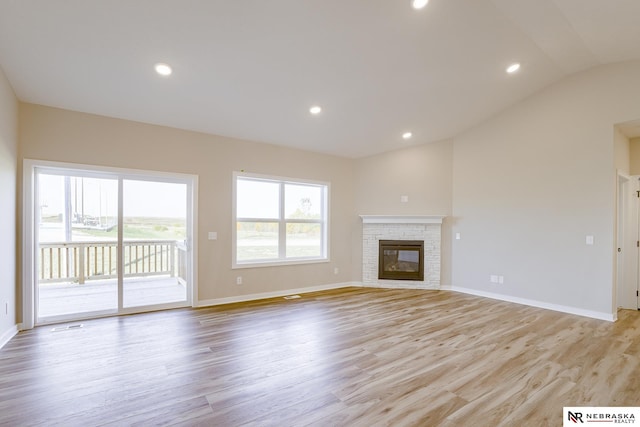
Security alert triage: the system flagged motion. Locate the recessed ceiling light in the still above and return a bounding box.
[309,106,322,115]
[402,132,413,140]
[154,63,172,76]
[412,0,429,9]
[506,63,521,74]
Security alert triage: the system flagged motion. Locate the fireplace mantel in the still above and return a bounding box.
[359,215,445,224]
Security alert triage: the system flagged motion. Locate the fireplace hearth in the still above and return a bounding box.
[378,240,424,281]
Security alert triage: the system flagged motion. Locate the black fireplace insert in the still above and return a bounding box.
[378,240,424,281]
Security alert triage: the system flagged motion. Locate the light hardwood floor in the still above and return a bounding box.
[1,287,639,426]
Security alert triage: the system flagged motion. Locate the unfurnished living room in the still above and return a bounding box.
[1,1,640,426]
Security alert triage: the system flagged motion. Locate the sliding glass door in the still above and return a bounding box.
[122,179,188,308]
[37,174,119,318]
[31,163,195,325]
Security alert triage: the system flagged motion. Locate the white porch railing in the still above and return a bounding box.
[39,240,187,284]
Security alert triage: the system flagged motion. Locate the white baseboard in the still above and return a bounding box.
[451,286,616,322]
[0,324,19,350]
[196,282,361,308]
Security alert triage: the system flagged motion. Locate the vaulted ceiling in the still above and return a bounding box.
[1,0,640,158]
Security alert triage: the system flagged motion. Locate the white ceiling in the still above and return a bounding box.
[1,0,640,158]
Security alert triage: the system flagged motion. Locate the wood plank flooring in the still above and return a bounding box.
[1,287,639,426]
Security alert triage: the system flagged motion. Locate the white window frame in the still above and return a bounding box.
[232,171,330,268]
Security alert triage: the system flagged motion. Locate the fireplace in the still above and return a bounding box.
[378,240,424,281]
[360,215,444,289]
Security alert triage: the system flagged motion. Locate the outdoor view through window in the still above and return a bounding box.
[235,175,328,265]
[37,173,188,318]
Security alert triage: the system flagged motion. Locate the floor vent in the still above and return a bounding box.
[51,324,84,332]
[283,295,301,300]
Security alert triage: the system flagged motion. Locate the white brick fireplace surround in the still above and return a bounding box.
[360,215,445,289]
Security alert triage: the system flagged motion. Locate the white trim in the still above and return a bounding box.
[617,170,632,182]
[359,215,446,224]
[233,258,330,270]
[190,176,199,307]
[450,286,617,322]
[23,158,197,182]
[117,178,124,309]
[196,282,360,307]
[0,324,19,350]
[234,171,330,187]
[22,159,36,330]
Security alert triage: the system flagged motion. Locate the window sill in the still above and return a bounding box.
[232,258,330,269]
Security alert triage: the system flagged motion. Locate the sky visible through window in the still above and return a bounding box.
[236,179,322,220]
[236,179,279,219]
[38,174,186,242]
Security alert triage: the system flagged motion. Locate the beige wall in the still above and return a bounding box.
[19,103,355,304]
[353,140,453,285]
[630,138,640,175]
[0,66,18,339]
[452,60,640,317]
[614,127,630,174]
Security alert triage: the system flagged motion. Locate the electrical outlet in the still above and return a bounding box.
[236,276,243,285]
[498,276,504,284]
[490,275,498,283]
[334,267,339,275]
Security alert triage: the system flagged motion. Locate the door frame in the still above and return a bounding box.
[616,171,639,311]
[22,159,199,329]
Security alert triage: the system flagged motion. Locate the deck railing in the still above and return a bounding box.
[39,240,187,284]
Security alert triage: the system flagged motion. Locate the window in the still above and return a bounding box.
[233,172,329,267]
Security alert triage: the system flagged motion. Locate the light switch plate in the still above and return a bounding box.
[208,232,218,240]
[586,235,594,245]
